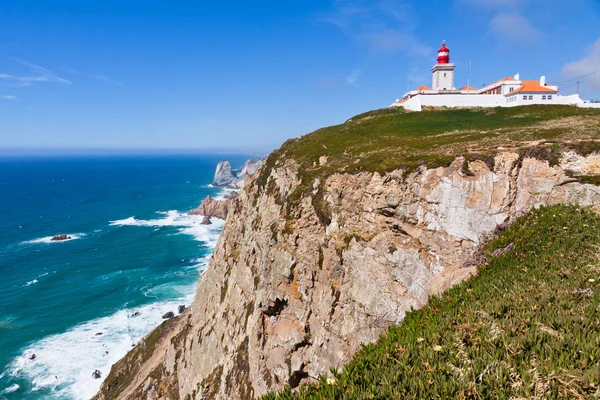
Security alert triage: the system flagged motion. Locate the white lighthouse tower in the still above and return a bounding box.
[431,41,455,91]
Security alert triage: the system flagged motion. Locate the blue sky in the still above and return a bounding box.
[0,0,599,153]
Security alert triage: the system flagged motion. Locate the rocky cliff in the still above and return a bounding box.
[213,159,265,188]
[94,106,600,400]
[189,192,238,221]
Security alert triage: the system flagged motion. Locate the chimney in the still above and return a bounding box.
[540,76,546,86]
[514,73,520,80]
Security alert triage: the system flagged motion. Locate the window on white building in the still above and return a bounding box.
[542,95,546,100]
[523,95,527,100]
[548,95,552,100]
[528,95,533,100]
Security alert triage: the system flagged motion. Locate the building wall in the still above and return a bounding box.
[403,94,505,111]
[579,102,600,109]
[505,93,582,108]
[480,82,520,96]
[402,93,586,112]
[432,65,455,91]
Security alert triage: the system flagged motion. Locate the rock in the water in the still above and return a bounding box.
[51,234,71,241]
[162,312,174,319]
[189,195,233,220]
[178,305,186,314]
[29,354,36,360]
[201,216,212,225]
[129,311,140,318]
[92,370,102,379]
[95,332,103,336]
[212,160,236,186]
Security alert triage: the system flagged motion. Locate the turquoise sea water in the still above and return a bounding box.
[0,154,250,399]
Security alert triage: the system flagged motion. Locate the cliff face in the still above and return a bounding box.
[213,159,265,188]
[95,148,600,400]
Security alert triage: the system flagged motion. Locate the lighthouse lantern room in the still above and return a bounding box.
[431,41,455,91]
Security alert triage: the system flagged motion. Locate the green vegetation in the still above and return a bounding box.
[264,205,600,399]
[256,106,600,221]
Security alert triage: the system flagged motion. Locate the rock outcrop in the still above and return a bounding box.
[95,148,600,400]
[212,159,265,188]
[188,192,238,220]
[238,158,264,181]
[212,161,236,186]
[51,234,71,241]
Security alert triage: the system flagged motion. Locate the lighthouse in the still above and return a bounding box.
[431,41,455,91]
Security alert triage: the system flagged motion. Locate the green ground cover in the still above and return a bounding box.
[256,106,600,213]
[265,205,600,399]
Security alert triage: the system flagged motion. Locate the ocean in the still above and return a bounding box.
[0,154,251,400]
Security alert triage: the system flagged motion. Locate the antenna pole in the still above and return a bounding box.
[467,61,471,95]
[577,81,580,95]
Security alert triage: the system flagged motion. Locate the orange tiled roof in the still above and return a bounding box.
[505,80,559,96]
[460,85,478,91]
[415,85,432,91]
[395,99,405,104]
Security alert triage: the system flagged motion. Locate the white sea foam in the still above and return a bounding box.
[6,207,224,399]
[24,279,38,287]
[7,293,196,400]
[1,383,20,394]
[212,187,237,200]
[110,210,224,246]
[21,233,86,245]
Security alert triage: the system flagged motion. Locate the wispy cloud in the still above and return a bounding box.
[561,38,600,93]
[66,68,125,87]
[0,58,71,86]
[319,0,431,57]
[489,12,540,43]
[346,69,362,85]
[1,95,17,100]
[457,0,542,44]
[12,58,72,84]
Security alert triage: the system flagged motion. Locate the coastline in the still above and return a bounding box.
[0,155,250,400]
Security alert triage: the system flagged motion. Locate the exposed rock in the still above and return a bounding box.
[92,370,102,379]
[189,195,234,220]
[162,312,174,319]
[178,305,186,314]
[213,161,236,186]
[29,354,36,360]
[95,150,600,400]
[51,234,71,241]
[201,216,212,225]
[212,158,265,188]
[224,191,239,200]
[238,158,264,180]
[95,332,103,336]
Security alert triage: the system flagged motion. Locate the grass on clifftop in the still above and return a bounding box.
[256,106,600,212]
[264,204,600,399]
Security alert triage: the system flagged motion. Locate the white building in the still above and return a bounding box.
[391,41,600,111]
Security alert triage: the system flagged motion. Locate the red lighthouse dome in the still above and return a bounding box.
[437,41,450,64]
